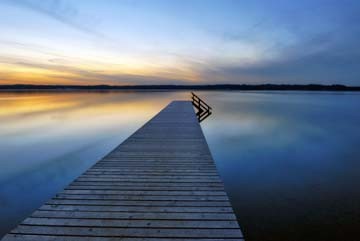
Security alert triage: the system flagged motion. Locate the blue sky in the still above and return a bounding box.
[0,0,359,85]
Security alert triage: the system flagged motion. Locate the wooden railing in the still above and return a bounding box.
[191,92,212,122]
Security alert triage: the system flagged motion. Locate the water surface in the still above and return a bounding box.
[0,91,359,241]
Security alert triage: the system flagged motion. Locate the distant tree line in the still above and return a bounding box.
[0,84,359,91]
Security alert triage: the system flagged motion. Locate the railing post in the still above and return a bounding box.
[191,92,212,122]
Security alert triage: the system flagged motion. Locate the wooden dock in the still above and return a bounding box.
[2,101,244,241]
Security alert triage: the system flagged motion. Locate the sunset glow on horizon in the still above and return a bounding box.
[1,0,360,86]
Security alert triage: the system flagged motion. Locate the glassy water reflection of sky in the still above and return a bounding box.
[0,91,359,241]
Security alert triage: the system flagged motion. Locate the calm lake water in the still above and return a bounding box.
[0,91,359,241]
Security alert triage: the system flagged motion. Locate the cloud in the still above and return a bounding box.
[202,29,360,85]
[0,55,195,85]
[199,1,360,85]
[2,0,103,37]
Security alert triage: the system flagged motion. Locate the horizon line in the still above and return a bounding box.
[0,83,359,91]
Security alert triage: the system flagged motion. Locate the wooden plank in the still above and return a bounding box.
[22,218,240,228]
[39,205,234,213]
[87,168,217,172]
[47,200,231,207]
[1,101,243,241]
[55,194,229,201]
[10,226,243,238]
[3,234,244,241]
[81,175,220,179]
[96,162,215,165]
[74,178,221,183]
[91,164,216,168]
[60,190,227,196]
[31,210,237,220]
[65,186,225,191]
[84,172,219,176]
[85,170,218,173]
[70,182,224,187]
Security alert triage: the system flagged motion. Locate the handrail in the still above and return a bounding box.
[191,92,212,122]
[192,93,212,110]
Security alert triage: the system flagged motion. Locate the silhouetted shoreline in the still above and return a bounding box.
[0,84,359,91]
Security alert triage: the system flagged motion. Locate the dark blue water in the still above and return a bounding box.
[0,91,359,241]
[202,91,360,240]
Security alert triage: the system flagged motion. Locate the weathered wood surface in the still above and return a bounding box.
[2,101,243,241]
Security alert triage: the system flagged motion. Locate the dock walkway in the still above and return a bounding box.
[2,101,244,241]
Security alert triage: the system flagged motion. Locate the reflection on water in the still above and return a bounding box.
[0,91,187,236]
[0,91,359,241]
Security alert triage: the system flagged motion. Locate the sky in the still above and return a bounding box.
[0,0,359,85]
